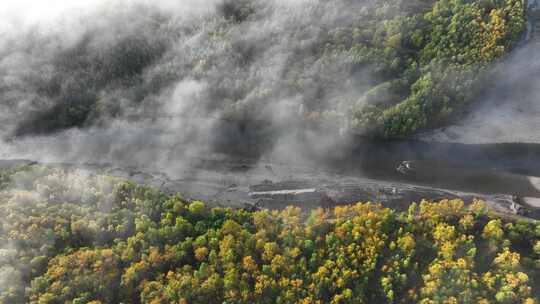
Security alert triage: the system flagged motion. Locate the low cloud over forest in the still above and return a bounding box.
[0,0,528,170]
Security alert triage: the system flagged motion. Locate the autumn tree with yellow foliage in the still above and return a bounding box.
[1,167,539,303]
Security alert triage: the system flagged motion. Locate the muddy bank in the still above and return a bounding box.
[1,156,539,220]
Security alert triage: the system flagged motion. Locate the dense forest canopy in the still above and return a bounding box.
[0,165,539,303]
[0,0,527,165]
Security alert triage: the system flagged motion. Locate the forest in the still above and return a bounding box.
[0,165,539,303]
[0,0,537,303]
[0,0,527,145]
[346,0,526,137]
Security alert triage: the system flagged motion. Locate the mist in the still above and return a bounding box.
[1,0,537,175]
[0,0,388,175]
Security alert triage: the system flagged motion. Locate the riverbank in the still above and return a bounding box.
[2,153,539,220]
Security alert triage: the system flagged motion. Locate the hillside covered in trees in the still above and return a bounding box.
[347,0,526,137]
[0,0,528,157]
[0,165,539,303]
